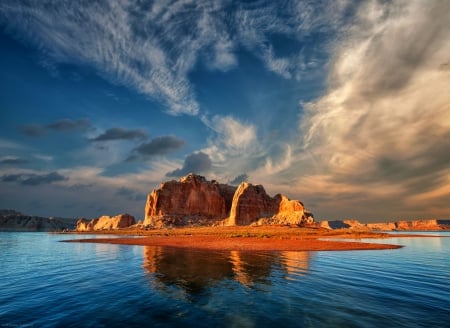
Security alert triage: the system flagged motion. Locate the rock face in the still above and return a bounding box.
[228,183,279,226]
[145,174,234,227]
[144,174,314,228]
[0,210,77,232]
[76,213,135,231]
[228,184,313,226]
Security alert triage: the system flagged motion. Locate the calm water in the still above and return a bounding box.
[1,232,449,327]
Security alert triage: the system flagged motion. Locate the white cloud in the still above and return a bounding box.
[294,0,450,220]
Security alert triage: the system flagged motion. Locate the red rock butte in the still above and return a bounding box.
[144,174,314,228]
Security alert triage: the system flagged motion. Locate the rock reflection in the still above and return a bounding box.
[280,251,311,278]
[143,246,312,294]
[144,246,234,294]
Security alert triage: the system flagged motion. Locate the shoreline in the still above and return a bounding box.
[59,226,409,251]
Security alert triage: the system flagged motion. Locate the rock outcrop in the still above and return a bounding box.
[228,183,279,226]
[144,174,314,228]
[228,184,313,226]
[0,210,77,232]
[76,213,135,231]
[144,174,234,227]
[320,219,450,231]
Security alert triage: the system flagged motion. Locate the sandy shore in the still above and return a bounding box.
[61,226,405,251]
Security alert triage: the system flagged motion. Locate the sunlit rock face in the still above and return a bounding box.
[144,174,314,228]
[228,185,313,226]
[144,174,234,227]
[76,213,135,231]
[228,183,279,226]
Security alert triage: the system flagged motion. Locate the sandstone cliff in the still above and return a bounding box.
[144,174,233,227]
[76,213,135,231]
[144,174,314,228]
[228,183,313,226]
[0,210,77,232]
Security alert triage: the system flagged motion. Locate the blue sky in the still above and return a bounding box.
[1,1,449,222]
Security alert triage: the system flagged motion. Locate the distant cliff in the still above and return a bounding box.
[0,210,77,232]
[320,219,450,231]
[144,174,314,228]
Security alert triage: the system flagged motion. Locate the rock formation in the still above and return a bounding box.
[228,183,313,226]
[76,213,135,231]
[144,174,234,227]
[0,210,77,232]
[144,174,314,228]
[228,183,279,226]
[320,218,450,231]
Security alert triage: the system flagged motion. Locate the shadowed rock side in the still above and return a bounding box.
[144,174,314,228]
[76,214,135,231]
[0,210,77,232]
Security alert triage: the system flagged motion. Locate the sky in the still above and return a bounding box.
[0,0,449,222]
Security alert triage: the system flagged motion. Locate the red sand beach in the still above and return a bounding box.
[61,226,405,251]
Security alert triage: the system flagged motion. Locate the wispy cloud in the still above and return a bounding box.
[0,0,348,117]
[294,0,450,219]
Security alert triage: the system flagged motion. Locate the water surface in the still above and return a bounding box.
[1,232,449,327]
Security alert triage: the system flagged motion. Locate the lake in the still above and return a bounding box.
[1,232,449,327]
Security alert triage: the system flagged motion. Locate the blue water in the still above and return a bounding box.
[1,232,449,327]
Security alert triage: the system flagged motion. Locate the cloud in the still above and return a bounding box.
[229,173,248,185]
[19,124,47,137]
[47,118,92,132]
[295,0,450,219]
[0,0,350,118]
[19,118,92,137]
[90,128,147,142]
[115,187,146,201]
[128,136,185,161]
[0,157,29,165]
[166,152,212,177]
[1,171,68,186]
[204,115,257,154]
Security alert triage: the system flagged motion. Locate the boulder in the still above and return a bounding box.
[76,213,135,231]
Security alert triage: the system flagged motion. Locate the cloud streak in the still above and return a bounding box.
[0,0,345,117]
[1,171,68,186]
[19,119,92,137]
[90,128,147,142]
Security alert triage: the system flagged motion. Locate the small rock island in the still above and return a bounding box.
[144,173,314,228]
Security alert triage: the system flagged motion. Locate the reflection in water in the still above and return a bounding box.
[280,251,311,279]
[143,246,312,295]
